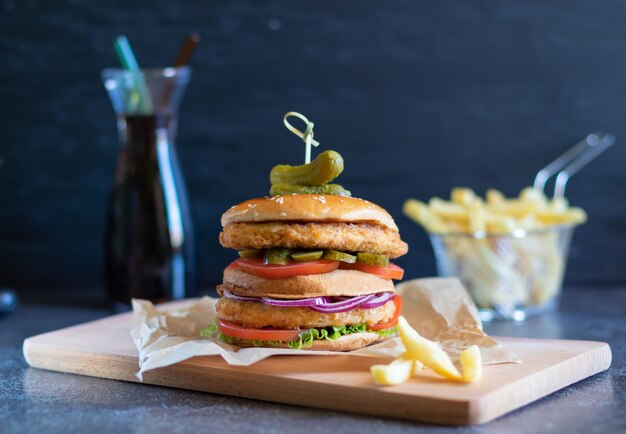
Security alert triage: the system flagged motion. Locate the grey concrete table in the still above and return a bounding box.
[2,288,625,434]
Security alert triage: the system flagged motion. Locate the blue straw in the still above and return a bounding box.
[113,35,153,113]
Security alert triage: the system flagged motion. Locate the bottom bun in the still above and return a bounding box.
[229,332,389,352]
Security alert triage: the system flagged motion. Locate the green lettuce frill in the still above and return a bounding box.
[200,320,398,349]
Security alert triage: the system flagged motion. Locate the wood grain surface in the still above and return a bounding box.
[22,308,611,425]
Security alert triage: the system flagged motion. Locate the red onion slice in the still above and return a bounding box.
[308,294,375,313]
[222,290,394,313]
[222,291,260,302]
[359,292,394,309]
[261,296,330,307]
[222,290,329,307]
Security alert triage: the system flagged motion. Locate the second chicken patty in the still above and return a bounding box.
[216,297,397,329]
[220,221,408,258]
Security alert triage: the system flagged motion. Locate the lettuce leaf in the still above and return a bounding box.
[374,325,399,338]
[200,320,398,350]
[199,320,218,338]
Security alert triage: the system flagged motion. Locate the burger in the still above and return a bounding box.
[214,193,409,351]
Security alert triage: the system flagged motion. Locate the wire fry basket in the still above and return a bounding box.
[430,225,575,321]
[427,132,615,321]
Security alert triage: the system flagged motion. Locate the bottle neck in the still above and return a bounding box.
[117,113,178,154]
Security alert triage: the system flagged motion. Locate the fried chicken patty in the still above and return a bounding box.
[216,297,396,329]
[219,221,408,258]
[221,268,394,299]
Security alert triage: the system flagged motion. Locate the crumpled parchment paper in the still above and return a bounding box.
[131,277,520,380]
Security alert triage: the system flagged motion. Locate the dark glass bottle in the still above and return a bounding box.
[102,67,195,308]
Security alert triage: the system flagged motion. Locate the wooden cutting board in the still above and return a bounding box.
[22,305,611,425]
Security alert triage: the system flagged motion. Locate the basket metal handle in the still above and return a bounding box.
[533,132,615,198]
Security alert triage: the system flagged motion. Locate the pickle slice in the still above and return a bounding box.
[270,150,344,186]
[323,250,357,263]
[264,248,293,265]
[238,249,263,259]
[270,183,351,197]
[291,251,324,262]
[357,252,389,267]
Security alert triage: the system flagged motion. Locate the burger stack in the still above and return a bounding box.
[215,193,409,351]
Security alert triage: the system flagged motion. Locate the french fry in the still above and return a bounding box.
[533,232,564,304]
[451,187,476,205]
[398,316,462,381]
[468,199,486,233]
[486,216,516,234]
[537,208,587,225]
[429,197,468,221]
[370,358,414,386]
[518,214,538,230]
[403,199,448,233]
[519,186,548,205]
[460,345,482,383]
[489,200,544,217]
[486,189,505,205]
[444,221,471,233]
[548,197,569,213]
[370,355,424,386]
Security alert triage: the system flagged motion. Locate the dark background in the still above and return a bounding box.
[1,0,625,296]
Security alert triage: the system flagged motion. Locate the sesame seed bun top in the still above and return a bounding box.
[221,194,400,232]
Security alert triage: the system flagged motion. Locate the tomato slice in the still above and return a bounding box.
[339,262,404,280]
[229,258,405,280]
[233,258,340,279]
[367,295,403,331]
[224,261,239,272]
[218,319,302,341]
